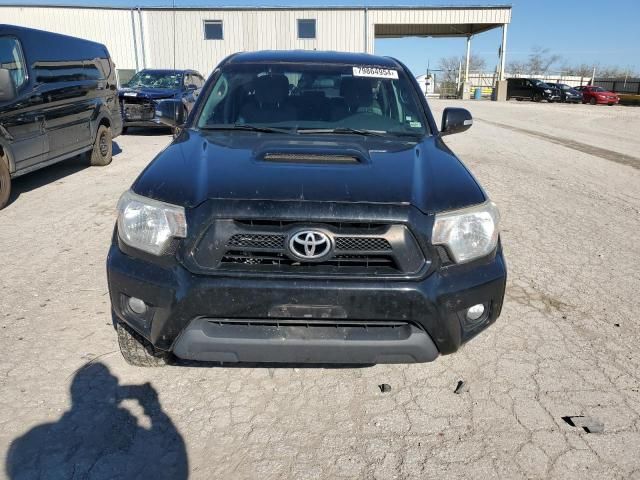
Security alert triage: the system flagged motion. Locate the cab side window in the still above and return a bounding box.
[0,36,27,90]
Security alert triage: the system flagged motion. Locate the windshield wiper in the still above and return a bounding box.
[200,124,294,134]
[385,129,425,138]
[298,127,386,137]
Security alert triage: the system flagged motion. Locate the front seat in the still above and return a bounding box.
[339,77,382,116]
[239,74,295,124]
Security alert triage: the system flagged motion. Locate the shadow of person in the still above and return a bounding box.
[5,363,188,480]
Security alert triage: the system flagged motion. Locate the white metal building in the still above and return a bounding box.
[1,4,511,80]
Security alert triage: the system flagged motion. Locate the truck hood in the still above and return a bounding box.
[132,130,485,214]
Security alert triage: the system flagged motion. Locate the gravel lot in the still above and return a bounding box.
[1,100,639,479]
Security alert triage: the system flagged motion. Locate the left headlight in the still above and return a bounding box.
[544,89,552,93]
[432,201,500,263]
[117,190,187,255]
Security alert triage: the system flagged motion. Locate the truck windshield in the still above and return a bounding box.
[196,63,429,137]
[125,71,182,89]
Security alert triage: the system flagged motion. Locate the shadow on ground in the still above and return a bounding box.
[6,141,122,208]
[5,362,187,480]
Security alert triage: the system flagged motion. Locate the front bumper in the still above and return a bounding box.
[107,238,507,364]
[123,119,169,128]
[595,97,619,104]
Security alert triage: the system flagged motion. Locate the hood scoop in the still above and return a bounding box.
[262,152,361,164]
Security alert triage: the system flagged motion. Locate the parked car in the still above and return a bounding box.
[0,25,121,210]
[107,50,507,366]
[552,83,583,103]
[118,69,205,133]
[507,78,561,102]
[579,85,619,105]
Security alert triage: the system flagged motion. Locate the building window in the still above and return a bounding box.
[204,20,223,40]
[297,19,316,39]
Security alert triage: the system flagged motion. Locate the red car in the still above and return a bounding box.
[579,86,619,105]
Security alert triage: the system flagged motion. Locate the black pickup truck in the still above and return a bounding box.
[107,50,507,366]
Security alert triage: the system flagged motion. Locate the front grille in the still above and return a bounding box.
[189,219,427,277]
[225,233,391,252]
[221,250,396,269]
[122,100,155,121]
[227,234,285,249]
[335,237,391,251]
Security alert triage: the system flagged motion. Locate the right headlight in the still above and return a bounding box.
[432,201,500,263]
[117,190,187,255]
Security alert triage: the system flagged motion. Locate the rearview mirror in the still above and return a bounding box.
[0,68,17,102]
[155,99,186,127]
[440,107,473,136]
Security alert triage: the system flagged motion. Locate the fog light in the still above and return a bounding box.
[466,304,485,321]
[128,297,148,315]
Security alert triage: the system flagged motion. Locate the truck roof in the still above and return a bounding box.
[224,50,401,69]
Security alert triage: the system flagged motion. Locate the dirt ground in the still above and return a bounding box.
[1,100,639,479]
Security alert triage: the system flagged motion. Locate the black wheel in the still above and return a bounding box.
[121,127,128,135]
[590,97,597,105]
[0,156,11,210]
[89,124,113,166]
[117,320,169,367]
[533,93,542,102]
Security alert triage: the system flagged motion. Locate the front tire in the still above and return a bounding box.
[117,321,170,367]
[590,97,597,105]
[533,93,542,102]
[89,124,113,166]
[0,157,11,210]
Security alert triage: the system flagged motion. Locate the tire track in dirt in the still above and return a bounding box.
[475,117,640,170]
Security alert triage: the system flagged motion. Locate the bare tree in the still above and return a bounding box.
[561,63,596,77]
[527,46,561,74]
[507,60,528,75]
[438,55,487,82]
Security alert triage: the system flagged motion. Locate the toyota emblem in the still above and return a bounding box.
[288,230,332,260]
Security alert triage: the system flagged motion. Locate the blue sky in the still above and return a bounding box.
[3,0,639,74]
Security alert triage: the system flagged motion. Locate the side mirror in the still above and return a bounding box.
[186,83,198,91]
[155,99,186,127]
[0,68,17,102]
[440,107,473,136]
